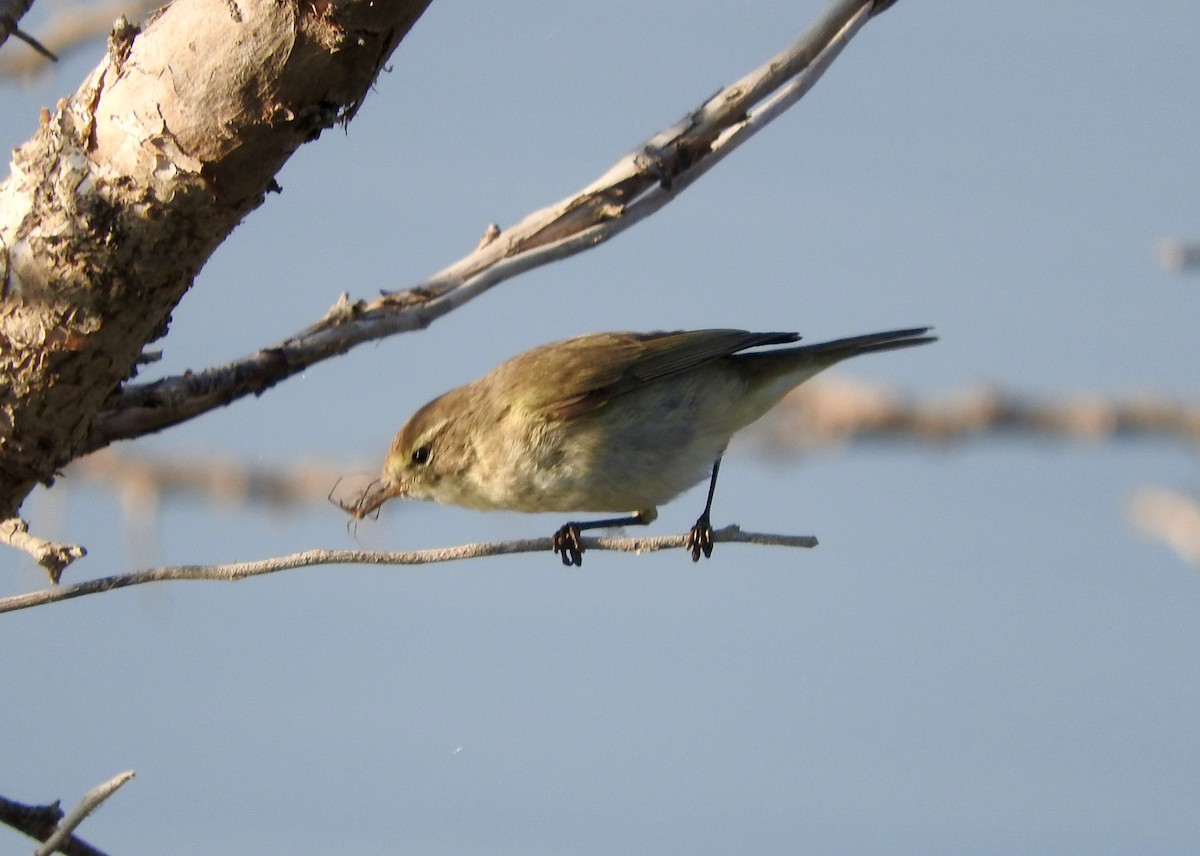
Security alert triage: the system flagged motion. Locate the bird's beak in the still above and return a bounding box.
[341,477,405,519]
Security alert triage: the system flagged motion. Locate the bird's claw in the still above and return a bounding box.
[685,514,715,562]
[553,523,585,567]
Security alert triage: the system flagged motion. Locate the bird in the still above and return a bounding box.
[340,326,935,565]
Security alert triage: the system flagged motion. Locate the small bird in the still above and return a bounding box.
[341,326,935,565]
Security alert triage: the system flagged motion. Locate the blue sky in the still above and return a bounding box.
[3,1,1199,853]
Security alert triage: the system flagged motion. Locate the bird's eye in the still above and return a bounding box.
[411,444,432,465]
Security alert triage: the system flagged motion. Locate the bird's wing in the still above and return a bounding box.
[508,329,800,420]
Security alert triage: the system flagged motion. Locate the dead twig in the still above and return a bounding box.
[0,517,86,583]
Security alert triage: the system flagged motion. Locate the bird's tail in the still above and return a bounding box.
[724,327,934,430]
[792,326,937,362]
[736,326,935,374]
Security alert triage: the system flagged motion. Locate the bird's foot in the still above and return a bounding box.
[552,523,585,567]
[685,513,715,562]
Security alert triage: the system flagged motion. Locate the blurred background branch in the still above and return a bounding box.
[51,380,1200,570]
[1159,238,1200,274]
[756,379,1200,450]
[63,381,1200,515]
[1129,487,1200,568]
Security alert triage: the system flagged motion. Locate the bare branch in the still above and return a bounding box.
[1130,487,1200,567]
[33,771,133,856]
[87,0,900,451]
[0,526,818,613]
[0,517,85,583]
[0,0,434,521]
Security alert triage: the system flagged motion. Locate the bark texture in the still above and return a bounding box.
[0,0,431,518]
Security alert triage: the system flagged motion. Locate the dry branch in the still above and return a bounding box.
[0,516,85,582]
[0,0,433,522]
[85,0,901,452]
[0,526,818,613]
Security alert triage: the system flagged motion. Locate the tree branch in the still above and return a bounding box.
[0,516,85,582]
[0,0,433,520]
[85,0,901,451]
[0,526,818,613]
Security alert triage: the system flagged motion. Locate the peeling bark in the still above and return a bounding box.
[0,0,431,519]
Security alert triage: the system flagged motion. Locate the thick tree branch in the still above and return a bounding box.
[85,0,901,451]
[0,526,818,613]
[0,0,433,521]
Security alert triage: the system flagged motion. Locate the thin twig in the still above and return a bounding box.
[0,526,817,613]
[32,771,133,856]
[85,0,897,452]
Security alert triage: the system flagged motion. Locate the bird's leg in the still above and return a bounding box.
[686,457,722,562]
[552,509,656,567]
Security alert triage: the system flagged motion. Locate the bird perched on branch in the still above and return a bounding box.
[340,326,935,566]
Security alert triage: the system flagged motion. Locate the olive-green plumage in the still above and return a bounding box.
[355,326,934,564]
